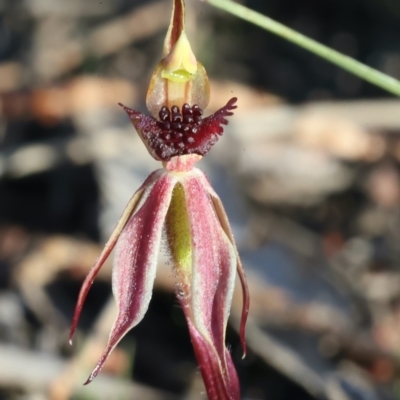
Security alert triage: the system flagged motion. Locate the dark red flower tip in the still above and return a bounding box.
[119,98,237,161]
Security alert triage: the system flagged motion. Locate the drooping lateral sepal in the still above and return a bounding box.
[166,170,240,400]
[69,170,164,343]
[84,171,177,384]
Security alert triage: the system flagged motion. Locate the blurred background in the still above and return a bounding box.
[0,0,400,399]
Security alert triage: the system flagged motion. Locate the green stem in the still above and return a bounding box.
[202,0,400,97]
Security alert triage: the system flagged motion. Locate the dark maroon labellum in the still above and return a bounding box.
[119,98,237,161]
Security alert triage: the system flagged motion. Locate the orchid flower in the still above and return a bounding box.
[69,1,249,398]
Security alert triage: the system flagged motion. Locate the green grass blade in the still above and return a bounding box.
[202,0,400,97]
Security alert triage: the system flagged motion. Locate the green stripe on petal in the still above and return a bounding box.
[166,182,192,277]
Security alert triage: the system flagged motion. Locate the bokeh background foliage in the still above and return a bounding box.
[0,0,399,399]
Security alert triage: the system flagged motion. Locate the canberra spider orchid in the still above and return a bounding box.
[70,1,249,398]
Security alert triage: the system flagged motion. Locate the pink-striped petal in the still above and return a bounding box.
[84,171,176,384]
[69,170,164,343]
[169,171,240,400]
